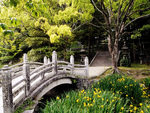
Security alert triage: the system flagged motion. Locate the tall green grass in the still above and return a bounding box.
[41,74,150,113]
[93,74,147,104]
[42,90,130,113]
[144,77,150,90]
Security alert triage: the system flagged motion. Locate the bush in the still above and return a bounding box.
[120,58,130,67]
[93,74,147,104]
[42,90,130,113]
[144,77,150,90]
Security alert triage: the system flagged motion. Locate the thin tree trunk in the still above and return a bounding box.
[108,35,120,73]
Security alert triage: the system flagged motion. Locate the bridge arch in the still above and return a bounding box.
[34,78,72,100]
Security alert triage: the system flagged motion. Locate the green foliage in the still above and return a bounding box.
[14,99,34,113]
[0,56,14,64]
[120,58,130,67]
[27,46,53,62]
[93,74,147,104]
[144,77,150,90]
[42,89,130,113]
[131,24,150,39]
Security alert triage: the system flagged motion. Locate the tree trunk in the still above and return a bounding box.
[108,35,120,73]
[111,50,120,73]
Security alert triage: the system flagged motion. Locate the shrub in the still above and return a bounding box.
[42,89,130,113]
[93,74,147,104]
[144,77,150,90]
[120,58,130,67]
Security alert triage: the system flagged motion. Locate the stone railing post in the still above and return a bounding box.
[70,55,74,74]
[44,56,48,65]
[84,56,89,77]
[48,58,50,64]
[1,65,14,113]
[23,53,30,96]
[52,51,57,75]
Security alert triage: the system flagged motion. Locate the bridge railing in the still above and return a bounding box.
[0,51,89,113]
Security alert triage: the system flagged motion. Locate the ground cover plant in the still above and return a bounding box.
[119,64,150,77]
[42,89,130,113]
[41,74,150,113]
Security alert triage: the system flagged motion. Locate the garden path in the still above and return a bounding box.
[89,51,112,78]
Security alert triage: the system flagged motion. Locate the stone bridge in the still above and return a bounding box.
[0,51,89,113]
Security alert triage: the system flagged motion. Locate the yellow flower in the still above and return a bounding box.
[125,86,127,88]
[130,110,133,112]
[107,99,108,102]
[147,105,150,108]
[81,90,84,93]
[112,100,114,102]
[126,94,128,97]
[102,98,104,101]
[134,106,137,111]
[130,84,133,87]
[121,107,124,110]
[140,110,144,113]
[84,102,86,107]
[93,100,95,103]
[66,95,69,98]
[101,105,104,108]
[140,103,142,106]
[131,97,133,99]
[130,105,133,107]
[76,99,79,103]
[97,95,101,98]
[56,96,60,100]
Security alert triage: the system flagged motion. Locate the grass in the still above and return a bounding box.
[14,99,35,113]
[41,74,150,113]
[42,87,130,113]
[0,63,4,69]
[119,63,150,70]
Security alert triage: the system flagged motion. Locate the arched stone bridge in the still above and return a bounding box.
[0,51,89,113]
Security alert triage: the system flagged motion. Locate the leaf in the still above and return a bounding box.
[3,30,14,36]
[10,0,19,7]
[0,23,7,30]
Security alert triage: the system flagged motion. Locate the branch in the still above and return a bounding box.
[88,23,109,34]
[128,6,150,17]
[71,21,90,31]
[122,31,133,36]
[119,0,135,34]
[124,14,150,29]
[91,0,104,16]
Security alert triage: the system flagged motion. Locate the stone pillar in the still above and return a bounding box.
[1,65,14,113]
[52,51,57,75]
[23,53,30,96]
[84,56,89,78]
[70,55,74,74]
[44,56,48,65]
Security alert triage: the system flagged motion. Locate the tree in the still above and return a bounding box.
[91,0,150,73]
[0,0,95,62]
